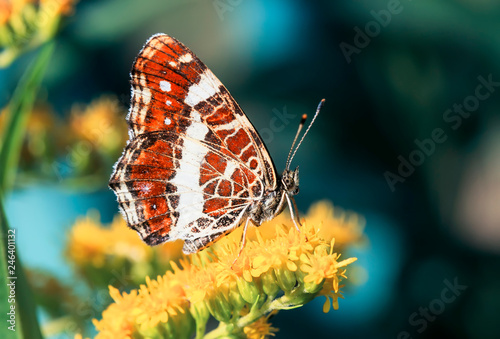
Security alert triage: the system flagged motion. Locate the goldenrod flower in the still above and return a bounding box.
[243,312,278,339]
[68,212,148,267]
[66,211,184,286]
[134,274,191,331]
[68,96,128,157]
[306,200,365,247]
[93,273,194,338]
[92,286,141,338]
[93,201,363,338]
[5,96,128,181]
[0,0,79,66]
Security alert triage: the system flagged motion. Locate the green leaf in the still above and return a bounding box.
[0,194,43,339]
[0,41,54,339]
[0,41,55,195]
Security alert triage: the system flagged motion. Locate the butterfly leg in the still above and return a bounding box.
[285,194,308,241]
[285,194,301,231]
[232,217,251,266]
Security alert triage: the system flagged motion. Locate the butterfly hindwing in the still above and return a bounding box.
[110,132,255,252]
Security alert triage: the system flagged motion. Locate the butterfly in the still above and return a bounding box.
[109,34,323,254]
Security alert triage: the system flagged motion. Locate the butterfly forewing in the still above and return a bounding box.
[110,34,278,253]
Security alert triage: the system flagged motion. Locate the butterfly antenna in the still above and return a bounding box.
[286,114,308,169]
[287,99,325,169]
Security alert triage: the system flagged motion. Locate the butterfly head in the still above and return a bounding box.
[281,166,300,196]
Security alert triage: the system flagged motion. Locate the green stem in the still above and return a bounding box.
[203,288,315,338]
[194,315,209,339]
[0,41,55,195]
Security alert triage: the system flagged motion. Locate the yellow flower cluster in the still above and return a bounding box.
[0,95,128,182]
[0,0,79,66]
[308,201,366,252]
[91,201,361,339]
[243,314,278,339]
[69,96,128,157]
[66,211,184,287]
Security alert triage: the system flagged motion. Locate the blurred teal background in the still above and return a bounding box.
[3,0,500,338]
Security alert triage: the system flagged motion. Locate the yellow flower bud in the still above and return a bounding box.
[261,271,280,298]
[274,268,297,292]
[236,276,261,305]
[206,292,233,323]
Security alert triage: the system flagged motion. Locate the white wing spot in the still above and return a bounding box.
[192,110,202,123]
[165,117,172,125]
[185,70,220,107]
[160,81,171,92]
[166,100,172,106]
[179,53,193,63]
[224,161,238,179]
[169,61,177,67]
